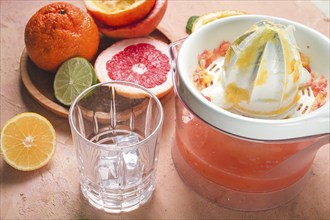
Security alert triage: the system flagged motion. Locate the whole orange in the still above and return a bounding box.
[24,2,100,72]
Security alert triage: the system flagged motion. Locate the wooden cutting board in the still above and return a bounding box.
[20,29,171,118]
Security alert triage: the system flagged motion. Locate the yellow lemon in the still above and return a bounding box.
[0,112,56,171]
[192,10,247,33]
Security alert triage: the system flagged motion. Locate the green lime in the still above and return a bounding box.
[54,57,97,106]
[186,16,199,34]
[88,61,98,85]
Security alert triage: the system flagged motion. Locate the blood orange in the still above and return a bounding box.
[94,37,172,98]
[83,0,156,27]
[97,0,168,39]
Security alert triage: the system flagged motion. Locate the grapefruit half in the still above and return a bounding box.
[94,37,172,98]
[97,0,168,39]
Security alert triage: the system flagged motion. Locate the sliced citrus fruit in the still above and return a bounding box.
[54,57,97,106]
[0,112,56,171]
[94,37,172,98]
[191,10,247,33]
[96,0,168,39]
[83,0,156,27]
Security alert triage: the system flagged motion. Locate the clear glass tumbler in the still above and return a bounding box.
[69,81,164,213]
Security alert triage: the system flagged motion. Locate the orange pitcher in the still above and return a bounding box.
[169,15,329,210]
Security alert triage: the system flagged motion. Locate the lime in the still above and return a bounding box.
[54,57,97,106]
[186,16,199,34]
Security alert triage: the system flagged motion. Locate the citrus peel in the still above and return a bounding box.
[191,10,247,33]
[24,2,100,72]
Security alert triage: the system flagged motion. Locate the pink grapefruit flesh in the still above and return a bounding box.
[95,37,172,98]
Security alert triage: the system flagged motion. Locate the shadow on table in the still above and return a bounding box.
[0,158,55,184]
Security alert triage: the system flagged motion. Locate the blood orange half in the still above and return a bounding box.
[94,37,172,98]
[97,0,168,39]
[83,0,156,27]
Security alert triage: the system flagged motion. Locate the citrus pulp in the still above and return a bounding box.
[84,0,156,27]
[54,57,97,106]
[94,37,172,98]
[97,0,168,39]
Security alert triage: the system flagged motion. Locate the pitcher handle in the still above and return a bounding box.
[169,38,186,61]
[169,38,186,90]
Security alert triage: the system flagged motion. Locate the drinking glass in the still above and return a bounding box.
[69,81,164,213]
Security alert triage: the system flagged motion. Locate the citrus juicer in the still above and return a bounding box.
[204,58,318,119]
[202,21,316,119]
[169,15,329,210]
[171,16,329,141]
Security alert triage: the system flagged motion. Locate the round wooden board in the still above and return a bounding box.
[20,29,171,118]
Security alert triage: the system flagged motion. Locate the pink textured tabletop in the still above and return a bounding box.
[1,1,329,219]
